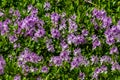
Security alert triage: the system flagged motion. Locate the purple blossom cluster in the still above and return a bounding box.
[71,55,89,70]
[17,48,43,74]
[67,33,86,45]
[93,65,107,80]
[51,13,60,25]
[92,8,112,28]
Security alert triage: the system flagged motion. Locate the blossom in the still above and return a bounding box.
[74,35,86,45]
[17,48,43,73]
[50,56,62,66]
[73,48,81,56]
[27,4,33,12]
[44,2,51,11]
[51,28,61,38]
[67,33,76,44]
[34,28,45,38]
[59,19,66,30]
[71,14,77,20]
[91,55,99,64]
[68,19,78,32]
[60,40,68,50]
[60,50,70,61]
[14,75,21,80]
[0,55,6,75]
[110,46,119,54]
[100,55,111,64]
[92,35,101,49]
[82,29,89,36]
[41,66,48,73]
[111,62,120,71]
[102,17,112,28]
[9,35,18,43]
[51,13,60,25]
[79,72,85,80]
[46,44,55,53]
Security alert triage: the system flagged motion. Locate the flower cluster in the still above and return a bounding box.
[17,48,43,74]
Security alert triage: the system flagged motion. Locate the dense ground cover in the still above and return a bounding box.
[0,0,120,80]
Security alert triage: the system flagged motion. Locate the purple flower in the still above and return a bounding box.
[50,56,62,66]
[0,55,6,75]
[70,60,79,70]
[51,28,61,38]
[91,55,99,64]
[51,13,60,25]
[100,55,111,64]
[13,43,21,49]
[100,65,107,73]
[79,72,85,80]
[14,10,21,17]
[14,75,21,80]
[60,50,70,61]
[44,2,51,11]
[60,40,68,50]
[92,39,101,49]
[31,8,38,15]
[9,35,18,43]
[102,17,112,28]
[0,55,6,67]
[17,48,43,73]
[59,19,66,30]
[73,48,81,56]
[67,33,76,44]
[1,23,9,35]
[4,19,11,24]
[27,4,33,12]
[110,46,119,54]
[9,8,14,14]
[74,35,86,45]
[82,29,89,36]
[71,56,85,70]
[106,37,115,45]
[92,9,106,20]
[34,28,45,38]
[92,68,101,80]
[93,65,107,80]
[92,8,98,17]
[23,65,30,72]
[111,62,120,71]
[41,66,48,73]
[46,44,55,53]
[68,19,78,33]
[71,14,77,20]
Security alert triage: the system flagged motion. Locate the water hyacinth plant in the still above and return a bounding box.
[0,0,120,80]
